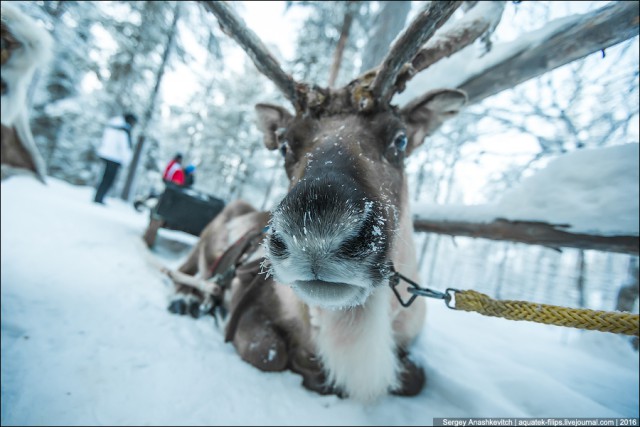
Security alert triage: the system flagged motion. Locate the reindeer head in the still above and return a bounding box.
[257,89,465,309]
[205,1,467,309]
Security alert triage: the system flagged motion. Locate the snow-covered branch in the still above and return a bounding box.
[412,143,640,255]
[459,1,640,105]
[397,1,639,107]
[395,1,505,96]
[413,218,639,255]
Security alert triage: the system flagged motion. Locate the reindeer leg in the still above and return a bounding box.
[168,239,220,318]
[231,306,288,372]
[390,348,426,397]
[224,260,290,372]
[289,347,344,397]
[168,285,208,318]
[166,274,221,319]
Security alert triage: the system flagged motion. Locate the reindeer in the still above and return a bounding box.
[1,3,52,182]
[168,1,470,401]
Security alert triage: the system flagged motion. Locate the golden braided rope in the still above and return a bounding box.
[454,290,639,337]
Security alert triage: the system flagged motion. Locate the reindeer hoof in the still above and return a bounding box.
[168,299,187,315]
[290,349,344,397]
[188,302,202,319]
[391,352,426,397]
[168,294,206,319]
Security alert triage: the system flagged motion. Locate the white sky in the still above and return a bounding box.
[231,2,310,65]
[162,1,309,107]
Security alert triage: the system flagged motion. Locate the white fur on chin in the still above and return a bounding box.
[313,286,399,402]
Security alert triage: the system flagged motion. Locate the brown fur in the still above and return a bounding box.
[168,57,467,399]
[177,199,259,276]
[1,4,51,181]
[169,89,467,400]
[1,124,37,172]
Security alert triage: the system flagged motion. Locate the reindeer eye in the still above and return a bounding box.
[268,232,289,258]
[276,127,289,156]
[393,131,408,152]
[279,140,289,157]
[384,130,408,165]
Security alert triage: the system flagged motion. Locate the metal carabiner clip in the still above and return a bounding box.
[389,268,458,309]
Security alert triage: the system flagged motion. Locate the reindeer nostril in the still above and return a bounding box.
[268,233,289,259]
[338,237,369,259]
[337,210,382,259]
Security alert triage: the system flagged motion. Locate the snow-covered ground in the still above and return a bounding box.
[1,176,638,426]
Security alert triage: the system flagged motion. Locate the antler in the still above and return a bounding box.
[369,1,463,106]
[201,0,502,116]
[199,1,308,112]
[349,1,506,111]
[394,1,505,98]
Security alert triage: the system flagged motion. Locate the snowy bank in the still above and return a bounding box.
[1,176,638,425]
[414,144,640,236]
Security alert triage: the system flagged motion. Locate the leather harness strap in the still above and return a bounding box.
[207,227,266,286]
[202,227,267,338]
[223,257,270,343]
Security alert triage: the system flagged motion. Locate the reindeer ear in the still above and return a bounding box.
[400,89,467,155]
[255,103,294,150]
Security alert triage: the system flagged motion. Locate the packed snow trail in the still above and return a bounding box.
[1,176,638,425]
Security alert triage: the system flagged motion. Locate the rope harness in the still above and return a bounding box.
[389,268,640,337]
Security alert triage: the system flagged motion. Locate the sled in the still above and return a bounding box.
[143,182,225,248]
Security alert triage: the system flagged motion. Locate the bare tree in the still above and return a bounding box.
[358,1,411,73]
[327,1,358,88]
[120,2,181,201]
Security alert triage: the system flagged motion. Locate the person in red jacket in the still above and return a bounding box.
[163,152,185,185]
[133,153,189,212]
